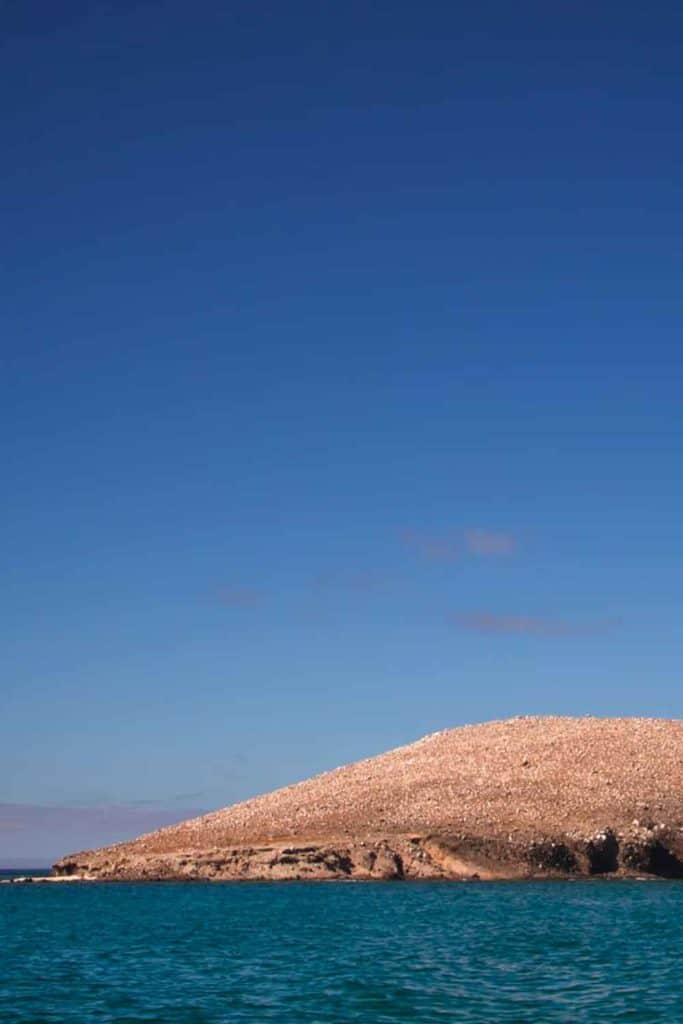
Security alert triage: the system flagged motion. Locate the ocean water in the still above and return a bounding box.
[0,869,49,880]
[1,880,681,1023]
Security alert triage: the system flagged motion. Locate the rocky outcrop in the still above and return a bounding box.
[53,717,683,881]
[53,827,683,882]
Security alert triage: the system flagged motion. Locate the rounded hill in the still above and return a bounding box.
[54,716,683,881]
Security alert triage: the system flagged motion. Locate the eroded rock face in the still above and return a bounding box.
[53,828,683,882]
[54,839,427,882]
[619,826,683,878]
[581,829,619,874]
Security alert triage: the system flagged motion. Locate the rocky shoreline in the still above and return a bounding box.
[52,825,683,882]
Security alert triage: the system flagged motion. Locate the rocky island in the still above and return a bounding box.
[53,716,683,881]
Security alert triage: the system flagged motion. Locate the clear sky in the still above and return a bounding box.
[3,0,682,864]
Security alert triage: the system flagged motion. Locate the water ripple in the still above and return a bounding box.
[1,881,682,1022]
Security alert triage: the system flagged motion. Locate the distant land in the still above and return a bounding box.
[52,717,683,882]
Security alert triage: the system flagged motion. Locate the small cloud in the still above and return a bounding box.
[313,569,388,592]
[400,529,459,562]
[452,610,621,636]
[216,586,264,607]
[464,528,517,556]
[401,527,519,562]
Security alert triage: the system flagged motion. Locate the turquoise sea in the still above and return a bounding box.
[1,879,681,1023]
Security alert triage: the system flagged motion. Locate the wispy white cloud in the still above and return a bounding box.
[451,610,621,636]
[400,529,460,562]
[313,569,389,592]
[401,527,519,562]
[464,528,517,556]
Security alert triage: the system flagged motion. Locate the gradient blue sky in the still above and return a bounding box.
[3,0,683,864]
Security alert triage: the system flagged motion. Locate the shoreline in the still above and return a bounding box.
[51,828,683,883]
[4,872,680,885]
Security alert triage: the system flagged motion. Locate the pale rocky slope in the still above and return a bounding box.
[54,717,683,881]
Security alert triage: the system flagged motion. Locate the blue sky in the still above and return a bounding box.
[3,0,683,863]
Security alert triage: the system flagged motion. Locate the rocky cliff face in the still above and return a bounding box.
[54,717,683,881]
